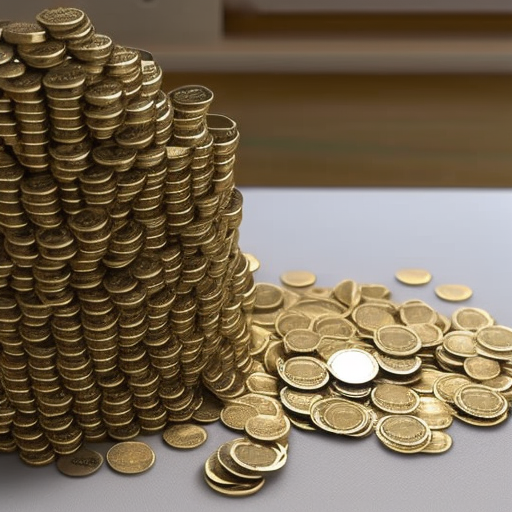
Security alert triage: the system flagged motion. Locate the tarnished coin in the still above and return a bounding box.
[435,284,473,302]
[422,430,453,454]
[163,424,208,449]
[327,348,379,385]
[395,268,432,286]
[375,325,422,357]
[371,383,420,414]
[463,356,501,381]
[280,270,316,288]
[414,396,454,430]
[277,356,330,390]
[106,441,155,474]
[56,446,103,477]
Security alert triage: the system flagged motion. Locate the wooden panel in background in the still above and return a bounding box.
[164,73,512,187]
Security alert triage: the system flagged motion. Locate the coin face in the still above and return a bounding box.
[163,424,208,449]
[56,447,103,477]
[435,284,473,302]
[327,348,379,385]
[106,441,155,474]
[277,356,330,390]
[395,268,432,286]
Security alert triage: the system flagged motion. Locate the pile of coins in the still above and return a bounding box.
[241,275,512,459]
[0,7,256,465]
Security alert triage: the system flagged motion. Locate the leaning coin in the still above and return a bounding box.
[106,441,155,474]
[56,446,103,477]
[280,270,316,288]
[163,423,208,449]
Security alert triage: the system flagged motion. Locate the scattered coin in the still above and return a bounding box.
[280,270,316,288]
[106,441,155,475]
[435,284,473,302]
[56,447,104,477]
[395,268,432,286]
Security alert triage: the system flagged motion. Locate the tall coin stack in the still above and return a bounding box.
[0,7,256,465]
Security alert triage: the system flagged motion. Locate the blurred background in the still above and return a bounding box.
[3,0,512,186]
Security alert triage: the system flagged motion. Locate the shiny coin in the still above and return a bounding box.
[230,438,286,473]
[275,311,311,337]
[313,315,357,338]
[453,384,508,419]
[234,394,282,417]
[399,300,437,325]
[243,253,260,272]
[442,331,477,358]
[421,430,453,454]
[310,397,371,436]
[163,424,208,449]
[106,441,155,474]
[352,303,395,333]
[433,374,473,404]
[414,396,454,430]
[56,446,103,477]
[373,352,422,376]
[279,386,323,416]
[395,268,432,286]
[435,284,473,302]
[371,383,420,414]
[327,348,379,385]
[463,356,501,381]
[375,325,422,357]
[277,356,330,390]
[280,270,316,288]
[245,372,279,397]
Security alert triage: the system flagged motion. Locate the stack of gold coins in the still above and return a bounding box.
[0,7,255,465]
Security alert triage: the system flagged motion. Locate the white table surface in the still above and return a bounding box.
[1,188,512,512]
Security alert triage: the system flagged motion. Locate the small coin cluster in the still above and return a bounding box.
[0,7,256,466]
[245,273,511,459]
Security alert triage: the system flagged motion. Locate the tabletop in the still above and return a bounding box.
[1,187,511,512]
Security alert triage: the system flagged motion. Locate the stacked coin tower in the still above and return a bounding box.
[0,8,255,465]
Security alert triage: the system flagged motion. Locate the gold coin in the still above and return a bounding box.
[243,253,260,273]
[221,403,259,431]
[442,331,477,358]
[476,325,512,353]
[375,325,422,357]
[279,386,322,416]
[245,372,279,397]
[414,396,454,430]
[234,394,282,417]
[360,284,391,301]
[452,307,494,332]
[453,384,508,419]
[399,300,437,325]
[277,356,330,391]
[433,373,472,404]
[249,325,272,356]
[275,311,311,337]
[163,423,208,449]
[332,279,361,308]
[371,383,420,414]
[373,352,422,376]
[230,438,286,473]
[217,439,264,480]
[106,441,155,474]
[283,328,321,354]
[435,284,473,302]
[204,472,265,497]
[280,270,316,288]
[463,356,501,381]
[253,283,284,311]
[245,413,291,442]
[327,348,379,385]
[313,315,357,338]
[352,303,395,334]
[376,415,431,452]
[310,397,371,436]
[56,446,103,477]
[480,374,512,392]
[421,430,453,454]
[395,268,432,286]
[289,297,348,320]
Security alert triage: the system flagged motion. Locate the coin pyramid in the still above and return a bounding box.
[0,8,256,465]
